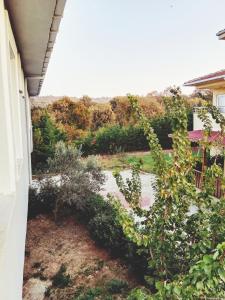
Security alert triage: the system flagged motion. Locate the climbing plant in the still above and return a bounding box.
[111,88,225,295]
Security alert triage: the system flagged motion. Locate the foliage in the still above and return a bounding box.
[76,194,149,278]
[90,103,115,130]
[50,97,91,129]
[74,280,128,300]
[73,101,91,129]
[111,88,225,296]
[110,96,164,126]
[32,111,66,171]
[47,141,105,219]
[28,177,59,219]
[76,287,103,300]
[51,96,76,124]
[52,264,71,288]
[106,279,128,294]
[152,242,225,299]
[191,88,213,102]
[85,195,130,255]
[127,288,151,300]
[75,125,147,155]
[31,94,195,167]
[76,112,193,156]
[28,142,105,220]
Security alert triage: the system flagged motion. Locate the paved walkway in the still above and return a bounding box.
[100,170,156,209]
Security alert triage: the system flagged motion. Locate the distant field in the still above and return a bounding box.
[98,151,172,173]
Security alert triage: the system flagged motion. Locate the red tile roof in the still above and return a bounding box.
[184,69,225,86]
[188,130,225,144]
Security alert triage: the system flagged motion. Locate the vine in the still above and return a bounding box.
[110,88,225,295]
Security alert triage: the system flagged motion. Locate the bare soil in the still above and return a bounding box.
[23,215,137,300]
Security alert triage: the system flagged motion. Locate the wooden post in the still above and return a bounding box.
[202,146,207,174]
[200,146,207,188]
[223,147,225,178]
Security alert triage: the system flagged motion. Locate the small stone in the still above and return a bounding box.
[23,278,51,300]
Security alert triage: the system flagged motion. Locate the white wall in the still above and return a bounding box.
[193,88,225,131]
[193,111,225,131]
[0,1,32,299]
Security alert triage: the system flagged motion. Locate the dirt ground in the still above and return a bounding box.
[23,215,137,300]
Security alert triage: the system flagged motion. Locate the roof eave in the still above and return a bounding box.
[184,76,225,87]
[5,0,67,97]
[217,29,225,40]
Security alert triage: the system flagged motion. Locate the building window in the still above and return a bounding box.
[217,94,225,113]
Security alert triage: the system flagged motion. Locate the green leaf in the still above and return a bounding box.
[196,281,204,290]
[213,251,219,260]
[203,255,213,264]
[218,269,225,282]
[173,286,181,295]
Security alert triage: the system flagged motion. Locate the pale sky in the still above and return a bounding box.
[41,0,225,98]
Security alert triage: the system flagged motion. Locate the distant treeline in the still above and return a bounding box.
[31,90,210,171]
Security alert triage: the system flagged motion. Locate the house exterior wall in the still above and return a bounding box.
[0,1,32,299]
[193,88,225,131]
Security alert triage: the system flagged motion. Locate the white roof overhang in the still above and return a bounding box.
[4,0,66,96]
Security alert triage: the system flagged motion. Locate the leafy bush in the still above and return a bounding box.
[47,142,105,219]
[77,194,149,280]
[127,288,151,300]
[28,177,59,219]
[76,112,193,156]
[52,264,71,288]
[76,287,103,300]
[28,142,105,220]
[153,242,225,299]
[76,125,149,155]
[84,195,133,257]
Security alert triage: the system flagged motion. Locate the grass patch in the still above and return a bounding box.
[75,287,103,300]
[73,279,129,299]
[98,151,172,173]
[106,279,128,294]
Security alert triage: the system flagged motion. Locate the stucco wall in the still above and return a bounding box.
[193,88,225,131]
[0,1,32,299]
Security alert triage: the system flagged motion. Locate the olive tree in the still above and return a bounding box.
[47,141,105,219]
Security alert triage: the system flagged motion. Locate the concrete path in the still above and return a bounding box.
[100,170,156,210]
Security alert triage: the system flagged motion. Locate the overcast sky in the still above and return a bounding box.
[41,0,225,97]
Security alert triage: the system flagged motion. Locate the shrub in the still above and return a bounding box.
[127,288,151,300]
[28,177,58,219]
[78,194,149,279]
[77,112,193,156]
[76,287,103,300]
[28,143,105,220]
[52,264,71,288]
[153,242,225,299]
[106,279,128,294]
[85,195,128,255]
[76,125,149,155]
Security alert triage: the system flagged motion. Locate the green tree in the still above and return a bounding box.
[32,112,66,170]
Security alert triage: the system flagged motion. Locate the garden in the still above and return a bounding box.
[24,89,225,299]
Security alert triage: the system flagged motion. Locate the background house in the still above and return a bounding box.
[184,29,225,131]
[185,69,225,131]
[0,1,66,299]
[184,29,225,198]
